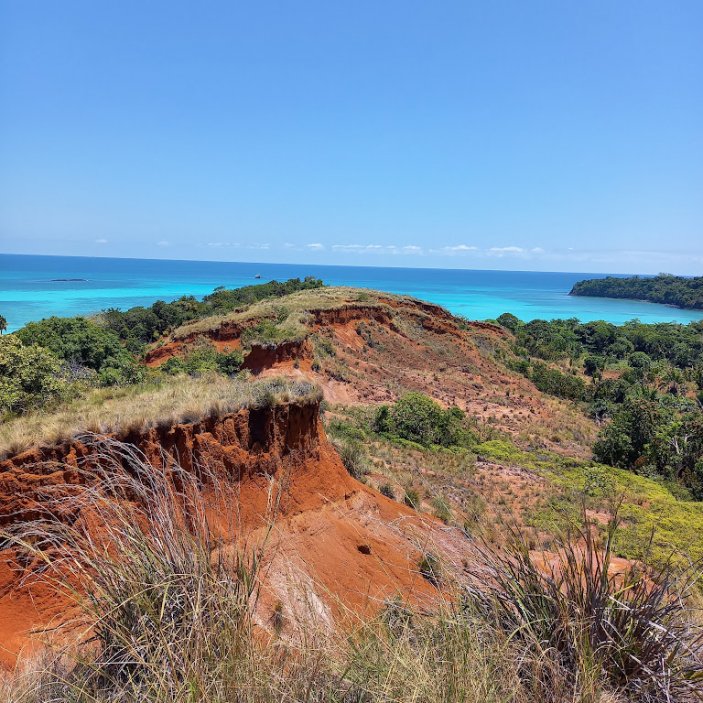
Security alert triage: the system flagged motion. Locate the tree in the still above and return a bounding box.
[583,355,604,378]
[0,314,6,334]
[17,316,126,372]
[496,312,521,333]
[0,336,67,414]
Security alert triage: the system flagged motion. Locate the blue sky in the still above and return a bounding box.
[1,1,701,274]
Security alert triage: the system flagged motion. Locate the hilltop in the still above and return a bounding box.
[144,286,596,456]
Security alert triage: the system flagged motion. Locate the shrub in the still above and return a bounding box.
[496,312,521,333]
[583,355,604,377]
[161,342,243,377]
[0,336,68,414]
[374,393,474,448]
[530,362,586,401]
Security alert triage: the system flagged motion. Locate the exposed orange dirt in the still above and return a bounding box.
[144,294,596,456]
[0,397,463,668]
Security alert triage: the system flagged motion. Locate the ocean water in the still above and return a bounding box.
[1,253,701,333]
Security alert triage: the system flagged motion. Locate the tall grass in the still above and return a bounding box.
[2,442,702,702]
[1,436,269,702]
[466,514,703,702]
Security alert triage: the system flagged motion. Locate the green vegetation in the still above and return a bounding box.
[16,315,141,386]
[161,339,244,377]
[0,335,69,414]
[499,314,703,496]
[593,397,703,498]
[476,437,703,566]
[334,436,369,479]
[100,277,323,352]
[571,273,703,310]
[373,392,475,448]
[0,278,323,421]
[0,313,7,334]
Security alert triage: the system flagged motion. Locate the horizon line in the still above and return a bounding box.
[0,250,680,279]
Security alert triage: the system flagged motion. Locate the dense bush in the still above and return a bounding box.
[571,273,703,310]
[16,316,141,386]
[0,336,68,414]
[593,397,703,497]
[530,362,586,400]
[17,316,125,371]
[101,277,323,352]
[373,392,474,448]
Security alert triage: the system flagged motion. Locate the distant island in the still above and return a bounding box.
[51,278,88,282]
[570,273,703,310]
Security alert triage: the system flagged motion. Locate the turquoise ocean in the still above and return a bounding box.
[1,253,701,333]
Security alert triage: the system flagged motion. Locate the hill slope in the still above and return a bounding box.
[146,287,596,456]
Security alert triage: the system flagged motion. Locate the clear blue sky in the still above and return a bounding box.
[1,1,701,274]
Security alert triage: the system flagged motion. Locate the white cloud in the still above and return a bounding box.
[157,240,170,247]
[488,246,525,255]
[306,243,325,250]
[332,244,395,253]
[428,244,478,255]
[94,238,108,245]
[402,245,423,254]
[446,244,478,252]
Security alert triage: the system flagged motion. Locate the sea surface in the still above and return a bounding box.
[1,253,701,333]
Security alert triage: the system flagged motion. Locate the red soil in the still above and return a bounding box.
[0,398,460,668]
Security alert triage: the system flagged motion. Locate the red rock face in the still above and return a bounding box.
[0,399,458,669]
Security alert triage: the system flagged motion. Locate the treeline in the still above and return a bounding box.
[0,278,323,415]
[497,313,703,497]
[570,274,703,310]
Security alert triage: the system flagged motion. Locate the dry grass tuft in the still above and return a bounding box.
[0,375,321,459]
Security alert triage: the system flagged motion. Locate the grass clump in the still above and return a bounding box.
[379,482,396,500]
[467,515,703,702]
[418,552,442,586]
[334,437,369,479]
[404,487,420,509]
